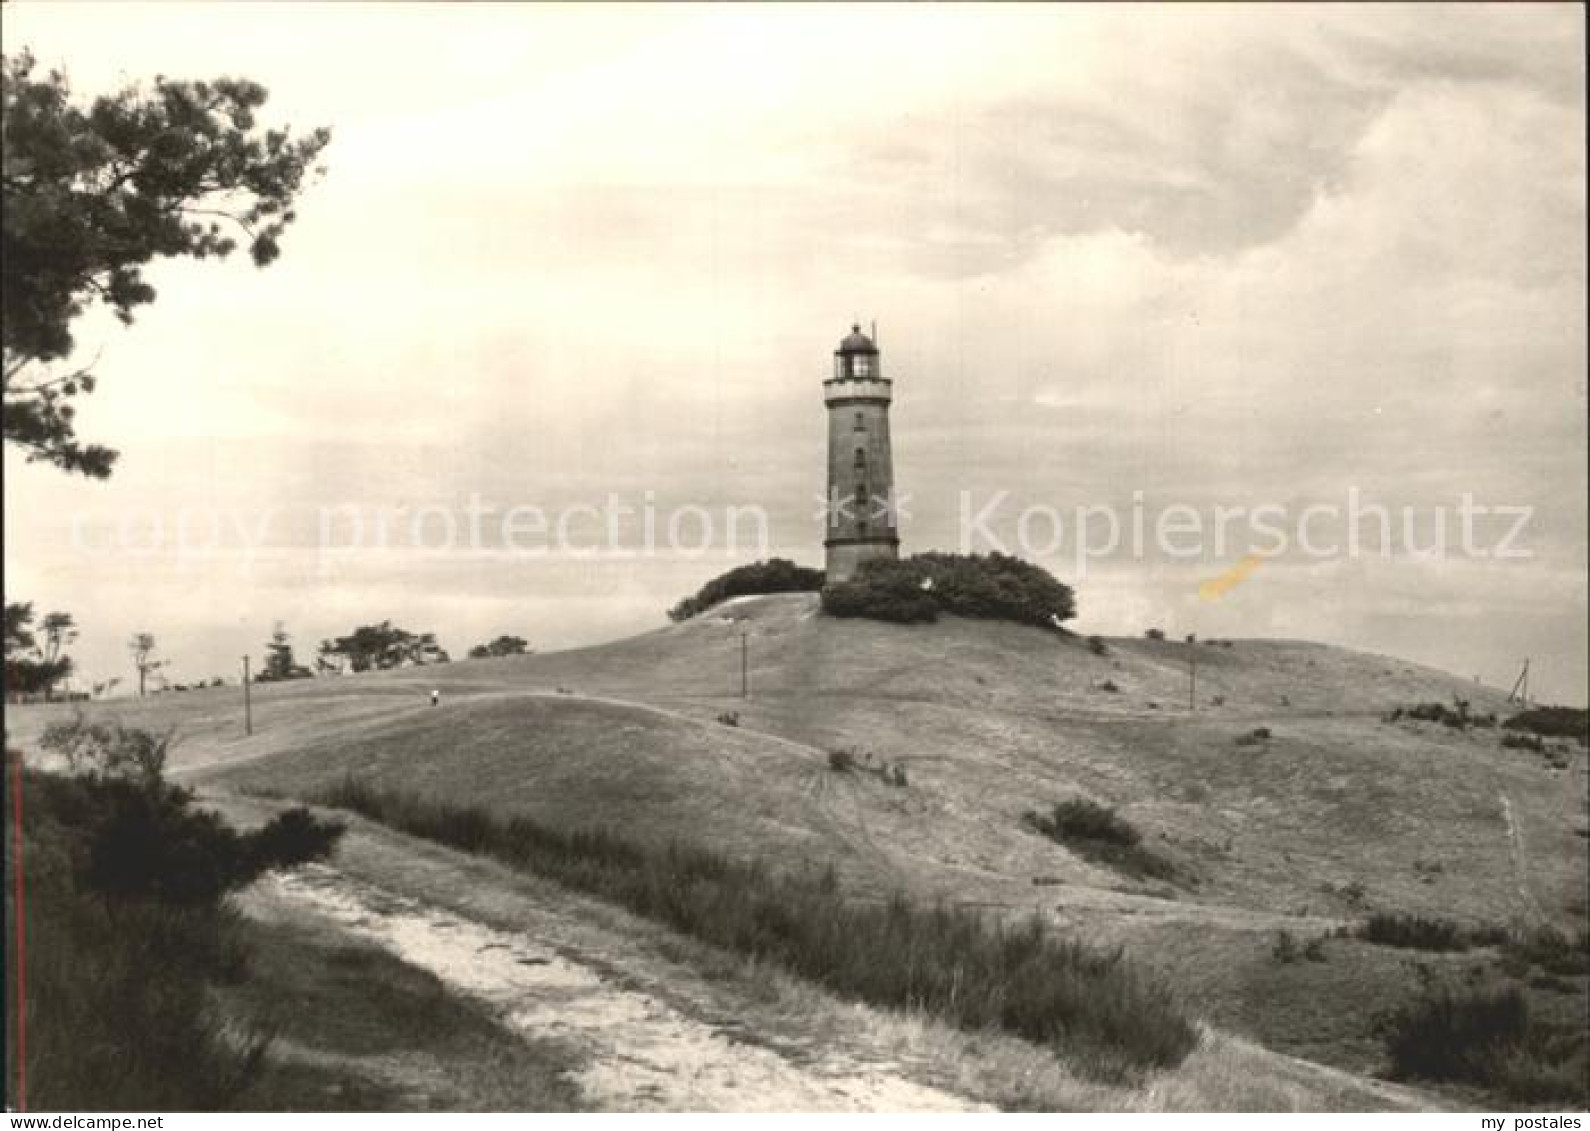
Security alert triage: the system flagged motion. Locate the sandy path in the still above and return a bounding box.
[266,863,988,1113]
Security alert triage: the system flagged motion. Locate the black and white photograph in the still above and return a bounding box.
[2,1,1586,1119]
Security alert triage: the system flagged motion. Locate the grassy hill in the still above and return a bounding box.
[9,593,1586,1091]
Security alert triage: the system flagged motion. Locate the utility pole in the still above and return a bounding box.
[242,655,253,736]
[740,633,750,700]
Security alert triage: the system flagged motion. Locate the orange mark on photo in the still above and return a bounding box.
[1199,554,1265,602]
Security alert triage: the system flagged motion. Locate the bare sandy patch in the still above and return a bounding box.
[268,864,989,1112]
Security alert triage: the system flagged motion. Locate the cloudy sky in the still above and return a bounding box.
[5,3,1585,703]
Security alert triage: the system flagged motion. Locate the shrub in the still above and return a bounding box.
[1503,925,1590,977]
[1087,635,1109,656]
[248,806,347,873]
[820,561,938,624]
[1036,799,1141,847]
[1529,971,1575,993]
[1272,930,1301,964]
[1234,727,1272,747]
[1272,929,1327,964]
[1501,731,1545,753]
[40,712,172,787]
[1504,706,1589,746]
[1383,983,1587,1104]
[821,552,1076,630]
[82,781,255,904]
[1413,858,1447,885]
[1023,799,1179,883]
[1098,679,1119,693]
[913,551,1077,627]
[6,853,270,1109]
[1358,916,1588,973]
[5,733,345,1109]
[1399,700,1481,731]
[1385,984,1527,1082]
[67,781,345,907]
[826,747,908,788]
[668,558,824,621]
[716,711,741,727]
[1465,922,1512,948]
[319,779,1197,1078]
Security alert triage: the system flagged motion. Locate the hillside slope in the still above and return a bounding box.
[11,594,1586,1087]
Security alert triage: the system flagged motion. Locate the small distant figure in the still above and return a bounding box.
[430,689,440,707]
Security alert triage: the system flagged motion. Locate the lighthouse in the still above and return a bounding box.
[824,324,900,582]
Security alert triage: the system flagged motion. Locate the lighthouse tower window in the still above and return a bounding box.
[854,412,865,431]
[854,447,867,470]
[852,355,872,378]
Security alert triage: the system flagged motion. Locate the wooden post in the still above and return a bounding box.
[242,655,253,736]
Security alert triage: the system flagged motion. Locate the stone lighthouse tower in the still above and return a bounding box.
[824,324,900,582]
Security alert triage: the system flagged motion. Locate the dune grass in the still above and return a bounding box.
[7,765,271,1109]
[319,777,1197,1080]
[1501,925,1590,977]
[6,713,347,1111]
[1355,914,1590,977]
[7,873,267,1110]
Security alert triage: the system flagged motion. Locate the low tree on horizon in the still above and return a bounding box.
[4,600,77,699]
[129,632,165,698]
[318,621,448,673]
[258,621,311,682]
[37,610,77,699]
